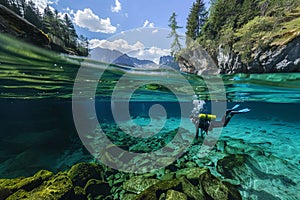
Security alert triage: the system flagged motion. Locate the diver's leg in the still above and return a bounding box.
[195,119,200,139]
[223,108,250,127]
[223,113,233,127]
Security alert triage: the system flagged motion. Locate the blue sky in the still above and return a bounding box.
[34,0,209,62]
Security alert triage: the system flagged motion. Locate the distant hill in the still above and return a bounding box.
[90,47,155,67]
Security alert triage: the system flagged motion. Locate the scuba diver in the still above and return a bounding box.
[194,104,250,139]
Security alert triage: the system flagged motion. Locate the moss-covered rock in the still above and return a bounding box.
[4,172,73,200]
[175,167,208,180]
[31,172,74,199]
[180,177,205,200]
[74,186,86,200]
[217,154,246,179]
[165,189,187,200]
[121,193,137,200]
[84,179,110,198]
[68,163,104,187]
[0,170,53,200]
[6,189,32,200]
[129,167,242,200]
[122,176,160,194]
[201,171,242,200]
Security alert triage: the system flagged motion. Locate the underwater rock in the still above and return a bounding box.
[201,170,242,200]
[165,189,187,200]
[132,177,204,200]
[180,177,205,200]
[32,172,74,199]
[121,193,137,200]
[73,186,86,200]
[129,143,152,153]
[84,179,110,198]
[0,169,53,200]
[175,167,208,180]
[133,178,182,200]
[6,172,74,200]
[5,189,28,200]
[68,163,104,187]
[122,176,160,194]
[184,161,197,168]
[217,154,246,179]
[131,167,241,200]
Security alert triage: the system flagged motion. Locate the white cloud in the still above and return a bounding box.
[111,0,122,13]
[142,20,154,28]
[89,39,144,53]
[74,8,116,33]
[64,7,75,15]
[49,0,59,5]
[89,39,170,64]
[130,46,170,64]
[152,29,158,34]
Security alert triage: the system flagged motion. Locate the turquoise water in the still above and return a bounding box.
[0,34,300,199]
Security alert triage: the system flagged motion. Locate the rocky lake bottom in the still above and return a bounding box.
[1,114,299,200]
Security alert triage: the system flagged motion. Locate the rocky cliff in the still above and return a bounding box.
[217,35,300,74]
[179,2,300,75]
[177,35,300,75]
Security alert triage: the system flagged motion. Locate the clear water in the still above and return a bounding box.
[1,34,300,199]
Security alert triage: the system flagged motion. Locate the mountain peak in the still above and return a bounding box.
[90,47,154,67]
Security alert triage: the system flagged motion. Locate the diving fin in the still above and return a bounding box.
[231,104,240,110]
[232,108,250,114]
[226,104,240,114]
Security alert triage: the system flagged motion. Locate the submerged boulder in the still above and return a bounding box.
[5,172,73,200]
[0,170,53,200]
[165,189,187,200]
[121,167,241,200]
[84,179,110,198]
[122,176,160,194]
[217,154,247,179]
[67,162,104,187]
[201,170,242,200]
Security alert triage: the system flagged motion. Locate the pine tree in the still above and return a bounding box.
[186,0,208,43]
[16,0,26,17]
[9,0,21,15]
[24,0,42,28]
[168,12,182,57]
[63,14,78,48]
[0,1,88,55]
[0,0,10,7]
[78,35,89,56]
[42,5,54,33]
